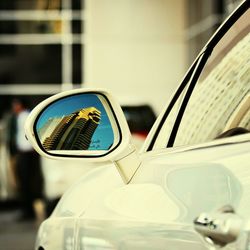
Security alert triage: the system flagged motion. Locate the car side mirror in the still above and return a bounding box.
[25,89,141,183]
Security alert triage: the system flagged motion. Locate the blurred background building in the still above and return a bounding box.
[0,0,242,115]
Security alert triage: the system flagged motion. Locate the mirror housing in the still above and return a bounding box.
[25,89,141,183]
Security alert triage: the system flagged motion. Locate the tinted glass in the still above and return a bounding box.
[174,9,250,147]
[0,20,62,34]
[0,45,61,84]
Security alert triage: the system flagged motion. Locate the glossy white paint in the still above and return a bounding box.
[35,134,250,249]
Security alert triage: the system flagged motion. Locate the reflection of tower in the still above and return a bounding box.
[43,113,77,150]
[71,108,101,150]
[38,117,64,142]
[42,107,101,150]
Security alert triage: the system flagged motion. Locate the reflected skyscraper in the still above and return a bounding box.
[41,107,101,150]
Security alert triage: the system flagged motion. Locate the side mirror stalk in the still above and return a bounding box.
[114,144,141,184]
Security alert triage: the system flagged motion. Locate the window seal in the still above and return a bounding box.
[146,56,200,151]
[166,49,212,148]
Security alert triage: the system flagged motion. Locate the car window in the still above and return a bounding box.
[148,7,250,151]
[173,9,249,147]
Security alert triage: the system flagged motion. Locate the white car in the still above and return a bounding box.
[25,1,250,250]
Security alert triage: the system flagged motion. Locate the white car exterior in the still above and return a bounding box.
[25,1,249,250]
[36,135,250,250]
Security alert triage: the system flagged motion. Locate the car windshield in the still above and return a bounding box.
[152,7,250,150]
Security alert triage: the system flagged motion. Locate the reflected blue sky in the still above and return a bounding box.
[36,94,115,150]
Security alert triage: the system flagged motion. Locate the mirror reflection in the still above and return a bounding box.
[35,94,117,152]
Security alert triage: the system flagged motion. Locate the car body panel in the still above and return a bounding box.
[36,134,250,249]
[77,135,250,224]
[75,220,209,250]
[37,218,210,250]
[36,218,76,250]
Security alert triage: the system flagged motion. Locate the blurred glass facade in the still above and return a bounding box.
[0,0,84,118]
[0,0,244,117]
[186,0,242,64]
